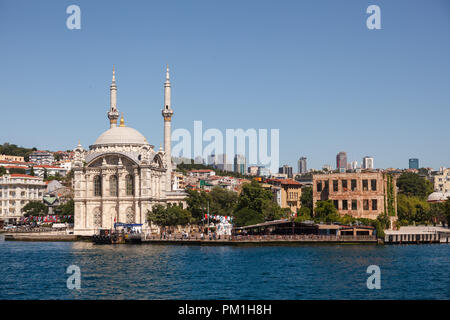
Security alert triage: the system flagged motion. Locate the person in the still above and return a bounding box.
[200,232,204,240]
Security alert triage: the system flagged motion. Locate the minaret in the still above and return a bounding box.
[162,65,174,191]
[107,66,119,128]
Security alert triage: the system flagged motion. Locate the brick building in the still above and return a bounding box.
[312,172,397,220]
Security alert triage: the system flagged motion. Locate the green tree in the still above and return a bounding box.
[300,186,313,211]
[233,208,264,227]
[58,199,74,216]
[147,203,192,227]
[314,200,339,222]
[441,197,450,227]
[397,194,431,225]
[209,187,238,217]
[235,180,287,222]
[295,207,311,222]
[186,189,211,222]
[236,180,273,213]
[22,201,48,216]
[261,199,287,221]
[0,143,36,162]
[397,172,433,199]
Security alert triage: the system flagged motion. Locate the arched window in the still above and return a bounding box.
[126,174,134,196]
[94,175,102,197]
[109,175,118,196]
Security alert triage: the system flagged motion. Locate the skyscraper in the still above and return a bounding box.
[336,152,347,171]
[362,156,374,169]
[409,158,419,169]
[234,154,247,175]
[215,154,232,172]
[298,157,307,174]
[279,165,293,178]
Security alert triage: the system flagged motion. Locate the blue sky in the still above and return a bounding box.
[0,0,449,170]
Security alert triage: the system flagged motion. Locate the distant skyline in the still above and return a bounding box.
[1,0,449,170]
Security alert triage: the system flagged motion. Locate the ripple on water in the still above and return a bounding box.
[0,242,449,299]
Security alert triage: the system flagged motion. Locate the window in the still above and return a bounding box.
[126,175,134,196]
[333,180,338,192]
[94,175,102,197]
[333,200,339,209]
[363,199,369,210]
[351,179,357,191]
[109,175,118,196]
[371,179,377,191]
[372,199,377,210]
[324,180,329,190]
[351,200,357,210]
[362,180,368,191]
[342,180,348,191]
[342,200,348,210]
[317,181,322,192]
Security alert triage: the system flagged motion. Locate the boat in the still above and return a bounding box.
[92,223,143,244]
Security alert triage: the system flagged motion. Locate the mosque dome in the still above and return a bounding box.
[94,126,149,146]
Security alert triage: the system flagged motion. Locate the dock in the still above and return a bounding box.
[384,226,450,244]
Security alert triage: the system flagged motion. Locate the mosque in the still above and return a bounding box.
[72,66,186,236]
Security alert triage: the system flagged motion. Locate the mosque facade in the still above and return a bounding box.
[72,67,186,236]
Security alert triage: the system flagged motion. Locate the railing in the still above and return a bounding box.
[231,234,377,241]
[143,234,376,242]
[2,227,61,234]
[145,234,232,241]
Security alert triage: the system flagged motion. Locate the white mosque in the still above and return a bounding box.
[72,66,186,236]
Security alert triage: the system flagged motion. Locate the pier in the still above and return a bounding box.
[384,226,450,244]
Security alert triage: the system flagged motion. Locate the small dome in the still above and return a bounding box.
[427,192,450,202]
[94,126,149,146]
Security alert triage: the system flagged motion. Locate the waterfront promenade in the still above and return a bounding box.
[2,231,378,244]
[4,227,450,244]
[143,234,378,245]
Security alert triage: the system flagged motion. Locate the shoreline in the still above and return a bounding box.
[0,233,386,245]
[2,233,446,245]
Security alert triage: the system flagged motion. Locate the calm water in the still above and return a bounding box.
[0,241,448,299]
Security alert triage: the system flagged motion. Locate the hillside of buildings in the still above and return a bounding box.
[0,143,37,162]
[1,146,449,238]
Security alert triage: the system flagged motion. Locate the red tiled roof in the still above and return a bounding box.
[10,174,41,179]
[0,160,31,165]
[34,165,63,169]
[3,166,27,170]
[280,179,301,185]
[190,169,214,173]
[267,178,302,185]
